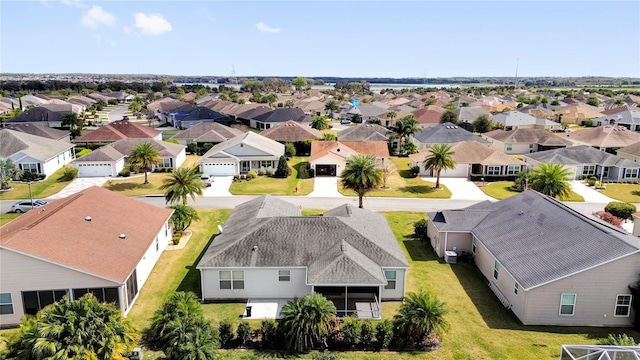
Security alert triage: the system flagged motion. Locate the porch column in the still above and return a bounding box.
[344,286,348,317]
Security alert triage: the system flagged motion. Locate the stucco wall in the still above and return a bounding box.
[200,268,312,300]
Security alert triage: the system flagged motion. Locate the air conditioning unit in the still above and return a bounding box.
[444,250,458,264]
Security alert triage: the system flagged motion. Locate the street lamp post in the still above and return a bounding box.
[27,180,33,210]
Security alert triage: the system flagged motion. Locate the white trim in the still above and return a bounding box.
[613,294,632,318]
[559,293,576,316]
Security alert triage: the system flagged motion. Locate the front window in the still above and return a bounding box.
[472,237,478,254]
[220,270,244,290]
[582,165,596,175]
[560,293,576,316]
[384,270,397,290]
[614,295,632,317]
[493,260,500,280]
[22,290,68,315]
[260,160,273,169]
[506,144,512,151]
[0,293,14,315]
[506,165,520,175]
[21,163,38,173]
[161,158,172,168]
[487,166,501,176]
[278,270,290,282]
[624,168,638,179]
[514,282,519,296]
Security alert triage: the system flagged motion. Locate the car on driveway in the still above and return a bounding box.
[11,200,49,213]
[340,119,352,124]
[201,174,214,187]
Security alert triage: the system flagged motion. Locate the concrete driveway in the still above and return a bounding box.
[202,176,233,196]
[47,177,112,200]
[569,180,616,203]
[308,177,343,197]
[421,177,496,201]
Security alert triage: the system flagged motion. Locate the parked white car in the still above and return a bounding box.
[201,174,214,187]
[11,200,49,213]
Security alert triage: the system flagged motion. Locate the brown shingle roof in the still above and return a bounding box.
[0,186,173,283]
[171,122,243,143]
[565,126,640,148]
[310,141,389,161]
[412,106,446,126]
[73,120,161,143]
[260,120,323,142]
[483,128,574,146]
[3,123,69,140]
[409,141,525,166]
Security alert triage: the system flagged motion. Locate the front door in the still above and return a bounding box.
[603,166,609,179]
[240,161,250,173]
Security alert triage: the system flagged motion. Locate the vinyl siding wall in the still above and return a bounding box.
[134,221,172,294]
[380,268,407,300]
[200,268,311,300]
[425,221,473,258]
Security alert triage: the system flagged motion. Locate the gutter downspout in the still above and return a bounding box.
[444,232,448,253]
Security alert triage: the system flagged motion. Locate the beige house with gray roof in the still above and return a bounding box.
[0,129,75,177]
[198,132,284,175]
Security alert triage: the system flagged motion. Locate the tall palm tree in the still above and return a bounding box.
[168,204,200,231]
[160,165,205,205]
[530,163,572,199]
[386,110,397,126]
[325,99,339,118]
[62,112,80,129]
[279,292,336,352]
[341,154,382,208]
[395,115,422,153]
[5,294,138,360]
[393,291,449,347]
[311,115,330,130]
[128,142,161,184]
[423,144,456,189]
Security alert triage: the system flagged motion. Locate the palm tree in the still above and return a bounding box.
[168,204,200,231]
[529,163,572,199]
[62,112,80,129]
[423,144,456,189]
[129,100,143,113]
[341,154,382,208]
[614,99,625,107]
[279,292,336,352]
[160,165,205,205]
[5,294,138,359]
[514,169,532,191]
[128,142,161,184]
[393,291,449,347]
[386,110,397,126]
[325,99,339,118]
[395,115,422,153]
[311,115,330,130]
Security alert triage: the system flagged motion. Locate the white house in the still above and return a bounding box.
[0,186,173,327]
[0,129,75,177]
[196,196,409,319]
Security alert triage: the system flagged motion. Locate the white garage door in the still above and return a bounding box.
[440,164,469,178]
[202,163,235,176]
[77,163,113,177]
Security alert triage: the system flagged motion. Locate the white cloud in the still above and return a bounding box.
[81,6,116,28]
[134,13,172,36]
[61,0,87,8]
[256,21,281,33]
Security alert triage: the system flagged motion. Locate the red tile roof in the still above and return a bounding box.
[310,141,389,161]
[73,120,161,143]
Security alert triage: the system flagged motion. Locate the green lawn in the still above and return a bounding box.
[103,173,167,197]
[0,213,21,226]
[599,183,640,203]
[0,167,74,200]
[479,181,585,202]
[229,157,314,196]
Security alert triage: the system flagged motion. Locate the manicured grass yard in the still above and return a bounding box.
[0,213,21,226]
[599,183,640,203]
[103,173,167,196]
[124,208,636,359]
[480,181,585,201]
[229,156,314,196]
[0,167,74,200]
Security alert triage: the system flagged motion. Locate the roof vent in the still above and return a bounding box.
[341,244,347,252]
[119,233,126,239]
[252,245,258,251]
[85,216,92,221]
[518,211,524,216]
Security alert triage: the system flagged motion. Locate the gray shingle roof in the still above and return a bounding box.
[412,122,490,145]
[170,122,243,143]
[525,145,639,168]
[337,124,390,141]
[72,146,125,162]
[0,129,74,161]
[197,197,409,285]
[108,139,185,157]
[3,123,69,141]
[199,132,284,161]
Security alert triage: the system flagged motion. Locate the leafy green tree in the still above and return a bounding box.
[128,142,161,184]
[129,100,143,113]
[550,99,560,106]
[614,99,625,106]
[395,115,422,154]
[529,163,572,199]
[311,115,330,130]
[341,154,382,208]
[285,142,297,157]
[444,103,457,110]
[0,158,17,190]
[195,88,208,99]
[402,141,418,155]
[440,110,458,124]
[279,292,336,352]
[351,114,363,124]
[586,97,600,107]
[472,115,493,133]
[292,77,307,91]
[275,155,291,178]
[423,144,456,189]
[324,99,339,118]
[160,165,205,205]
[393,291,449,348]
[323,132,337,141]
[6,294,138,360]
[168,204,200,231]
[263,93,278,107]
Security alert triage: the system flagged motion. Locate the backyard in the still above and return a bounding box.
[229,156,314,196]
[121,208,635,359]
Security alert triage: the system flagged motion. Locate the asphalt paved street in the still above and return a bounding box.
[108,105,129,122]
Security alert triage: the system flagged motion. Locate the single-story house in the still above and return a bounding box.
[3,123,70,142]
[73,120,163,143]
[411,122,490,151]
[198,132,284,175]
[409,141,526,177]
[249,108,310,130]
[0,186,173,327]
[553,103,605,125]
[411,106,447,127]
[0,129,75,177]
[337,124,391,142]
[170,122,244,145]
[260,120,324,142]
[5,104,76,128]
[616,141,640,162]
[169,105,229,129]
[564,125,640,154]
[482,128,574,154]
[594,109,640,130]
[310,141,389,177]
[346,104,387,123]
[72,139,186,177]
[196,195,409,319]
[524,145,640,180]
[426,190,640,326]
[491,111,561,131]
[455,106,491,125]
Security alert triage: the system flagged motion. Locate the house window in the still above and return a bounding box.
[614,295,632,317]
[385,270,397,290]
[514,282,519,296]
[529,144,534,149]
[624,168,638,179]
[0,293,13,315]
[582,165,596,176]
[260,161,273,168]
[220,270,244,290]
[22,289,68,315]
[472,237,477,255]
[161,158,172,168]
[72,287,119,306]
[493,260,500,280]
[559,293,576,316]
[487,166,501,176]
[155,237,159,252]
[506,144,512,151]
[278,270,290,282]
[21,163,38,173]
[506,165,520,175]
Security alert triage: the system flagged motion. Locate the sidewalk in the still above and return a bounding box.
[569,180,617,203]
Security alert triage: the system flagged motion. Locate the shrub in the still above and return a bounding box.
[311,350,340,360]
[76,148,92,157]
[118,168,131,177]
[340,317,360,349]
[596,211,623,228]
[359,320,375,350]
[236,321,251,347]
[285,142,297,157]
[171,232,181,245]
[240,174,246,180]
[298,164,309,179]
[275,155,291,178]
[597,333,637,346]
[308,168,315,177]
[409,165,420,178]
[233,174,240,181]
[219,320,234,349]
[605,201,637,220]
[414,219,429,242]
[247,170,258,179]
[375,319,393,350]
[586,176,598,186]
[257,169,266,176]
[266,169,275,176]
[260,320,278,350]
[60,165,79,181]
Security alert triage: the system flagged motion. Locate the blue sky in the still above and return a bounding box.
[2,1,639,78]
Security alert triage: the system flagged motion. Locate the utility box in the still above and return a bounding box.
[246,306,252,318]
[444,250,458,264]
[129,347,143,360]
